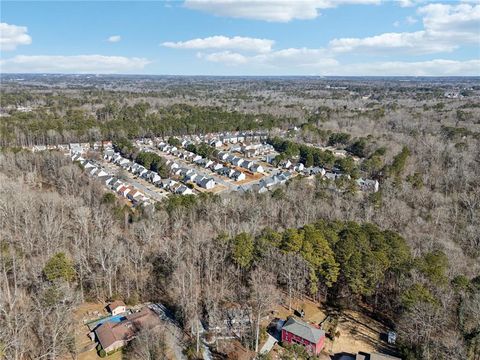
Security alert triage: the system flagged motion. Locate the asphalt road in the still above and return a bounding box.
[100,160,169,201]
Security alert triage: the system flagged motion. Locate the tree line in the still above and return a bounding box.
[0,102,295,147]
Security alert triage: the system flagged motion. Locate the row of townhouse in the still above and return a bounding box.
[309,170,379,192]
[277,159,307,173]
[165,161,215,190]
[157,178,194,195]
[179,130,269,145]
[230,143,276,158]
[242,170,377,195]
[156,144,218,189]
[218,131,269,144]
[106,149,194,195]
[240,171,294,194]
[71,153,152,206]
[159,142,248,183]
[149,130,269,149]
[217,151,264,173]
[25,141,113,154]
[264,154,380,193]
[157,143,179,155]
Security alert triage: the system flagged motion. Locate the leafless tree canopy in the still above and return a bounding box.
[0,76,479,360]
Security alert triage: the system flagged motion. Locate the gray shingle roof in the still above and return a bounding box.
[282,317,325,344]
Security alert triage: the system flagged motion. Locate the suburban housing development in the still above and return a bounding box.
[2,0,480,358]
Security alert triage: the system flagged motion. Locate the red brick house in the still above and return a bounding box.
[281,317,325,355]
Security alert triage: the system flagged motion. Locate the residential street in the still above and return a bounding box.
[100,160,169,201]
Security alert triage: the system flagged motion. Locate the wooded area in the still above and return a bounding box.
[0,76,479,360]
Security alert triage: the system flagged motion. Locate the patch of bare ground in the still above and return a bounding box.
[70,302,125,360]
[272,298,395,358]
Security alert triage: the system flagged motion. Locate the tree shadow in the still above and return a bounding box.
[330,352,356,360]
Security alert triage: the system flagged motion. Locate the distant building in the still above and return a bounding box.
[70,143,84,154]
[206,302,251,336]
[281,317,325,355]
[444,91,460,99]
[356,178,379,192]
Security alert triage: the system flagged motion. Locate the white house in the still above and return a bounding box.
[107,300,126,316]
[294,163,305,172]
[96,169,109,177]
[218,151,229,161]
[197,177,215,189]
[150,173,161,183]
[211,140,223,148]
[242,160,254,169]
[177,185,194,195]
[185,172,199,182]
[283,160,292,169]
[232,171,246,182]
[251,164,264,173]
[232,157,245,167]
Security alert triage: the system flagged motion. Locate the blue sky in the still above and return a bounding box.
[1,0,479,75]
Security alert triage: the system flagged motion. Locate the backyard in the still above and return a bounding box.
[270,298,394,358]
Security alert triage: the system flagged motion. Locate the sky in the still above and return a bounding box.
[0,0,479,76]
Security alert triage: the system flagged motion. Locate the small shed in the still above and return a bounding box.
[107,300,126,316]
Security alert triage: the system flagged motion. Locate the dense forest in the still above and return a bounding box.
[0,102,293,147]
[0,76,479,360]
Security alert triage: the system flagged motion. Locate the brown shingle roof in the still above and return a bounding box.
[107,300,125,311]
[95,307,161,350]
[95,321,134,350]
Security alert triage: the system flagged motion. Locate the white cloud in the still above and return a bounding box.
[406,16,417,24]
[107,35,121,43]
[163,35,274,53]
[393,20,401,27]
[329,31,457,54]
[419,3,480,42]
[198,51,249,65]
[329,3,480,55]
[0,55,151,74]
[199,47,338,69]
[184,0,380,22]
[396,0,419,7]
[338,59,480,76]
[166,2,478,76]
[258,47,338,68]
[198,52,479,75]
[0,22,32,51]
